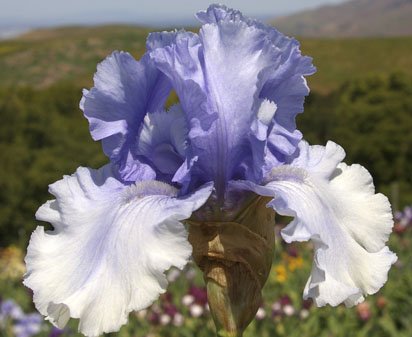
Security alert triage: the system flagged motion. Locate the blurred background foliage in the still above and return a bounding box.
[0,24,411,337]
[300,72,412,207]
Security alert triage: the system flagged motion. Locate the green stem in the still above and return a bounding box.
[216,329,243,337]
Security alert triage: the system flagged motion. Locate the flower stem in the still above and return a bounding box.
[216,329,243,337]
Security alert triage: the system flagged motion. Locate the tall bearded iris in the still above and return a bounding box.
[24,5,397,337]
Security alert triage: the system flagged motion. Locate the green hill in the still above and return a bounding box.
[0,25,151,89]
[1,25,412,93]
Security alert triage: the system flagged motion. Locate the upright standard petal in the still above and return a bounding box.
[151,5,315,195]
[233,141,396,307]
[151,14,283,194]
[80,52,172,182]
[197,4,316,173]
[24,164,213,336]
[198,19,281,187]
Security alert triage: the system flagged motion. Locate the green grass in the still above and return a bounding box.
[1,26,412,93]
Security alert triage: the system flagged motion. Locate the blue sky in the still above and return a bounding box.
[0,0,346,27]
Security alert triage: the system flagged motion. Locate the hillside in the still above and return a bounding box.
[1,25,412,93]
[0,25,151,88]
[272,0,412,37]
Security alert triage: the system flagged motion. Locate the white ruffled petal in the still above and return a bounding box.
[233,140,396,307]
[24,164,213,336]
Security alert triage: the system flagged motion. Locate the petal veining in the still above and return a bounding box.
[232,141,396,307]
[24,164,213,336]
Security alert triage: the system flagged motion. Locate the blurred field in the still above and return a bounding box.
[1,26,412,93]
[0,25,412,337]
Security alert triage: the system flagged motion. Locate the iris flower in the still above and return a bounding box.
[24,4,396,337]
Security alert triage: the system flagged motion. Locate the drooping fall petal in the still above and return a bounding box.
[233,141,396,306]
[25,164,212,336]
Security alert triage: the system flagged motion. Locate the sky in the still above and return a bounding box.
[0,0,346,28]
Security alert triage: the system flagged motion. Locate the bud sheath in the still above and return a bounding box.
[187,197,275,337]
